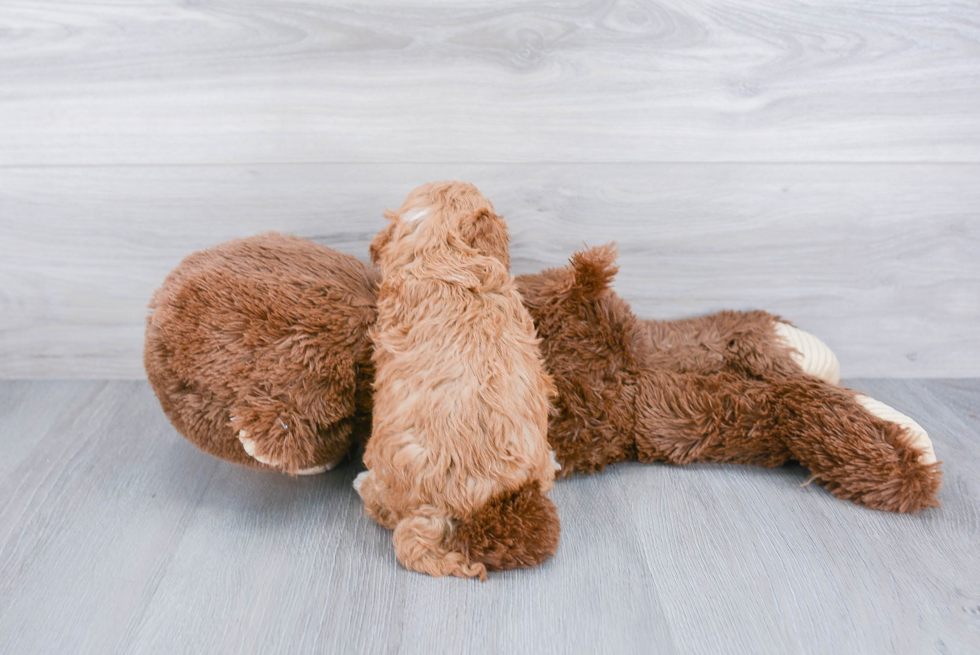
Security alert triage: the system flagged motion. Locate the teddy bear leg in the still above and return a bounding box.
[778,380,942,512]
[633,370,942,512]
[632,369,794,467]
[852,394,936,464]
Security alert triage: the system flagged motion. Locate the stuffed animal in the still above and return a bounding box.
[354,182,559,579]
[145,232,378,475]
[146,209,942,517]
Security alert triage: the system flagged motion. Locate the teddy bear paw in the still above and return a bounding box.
[296,457,345,476]
[855,395,937,465]
[238,430,275,465]
[773,322,841,385]
[238,430,339,475]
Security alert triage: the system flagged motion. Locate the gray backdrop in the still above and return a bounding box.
[1,0,978,378]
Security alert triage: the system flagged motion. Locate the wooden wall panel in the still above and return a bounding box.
[1,164,976,378]
[0,1,978,165]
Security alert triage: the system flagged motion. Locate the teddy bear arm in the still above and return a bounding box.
[231,363,361,475]
[235,410,355,475]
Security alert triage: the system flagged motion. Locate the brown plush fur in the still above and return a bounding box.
[518,245,942,513]
[144,232,378,474]
[355,182,558,579]
[146,235,943,514]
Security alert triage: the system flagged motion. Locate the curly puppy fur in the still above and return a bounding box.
[146,236,943,513]
[355,182,559,579]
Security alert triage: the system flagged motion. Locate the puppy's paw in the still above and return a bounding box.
[856,394,937,465]
[353,470,370,497]
[773,322,841,385]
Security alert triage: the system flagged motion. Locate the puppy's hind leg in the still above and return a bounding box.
[392,512,487,580]
[354,470,399,530]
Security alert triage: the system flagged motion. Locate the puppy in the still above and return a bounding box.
[354,181,559,579]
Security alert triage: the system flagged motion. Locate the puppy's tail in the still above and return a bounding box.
[393,513,488,580]
[450,482,561,574]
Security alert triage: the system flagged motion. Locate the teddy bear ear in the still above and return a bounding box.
[369,211,398,266]
[568,243,619,297]
[459,207,510,270]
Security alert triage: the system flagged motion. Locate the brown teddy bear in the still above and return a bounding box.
[145,221,943,555]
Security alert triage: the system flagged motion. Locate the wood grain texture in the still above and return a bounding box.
[0,379,977,654]
[1,163,977,378]
[0,1,979,165]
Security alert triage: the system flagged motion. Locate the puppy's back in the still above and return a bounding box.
[359,183,559,578]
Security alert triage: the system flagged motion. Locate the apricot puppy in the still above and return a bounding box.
[354,182,559,579]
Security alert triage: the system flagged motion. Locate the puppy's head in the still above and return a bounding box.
[369,181,510,272]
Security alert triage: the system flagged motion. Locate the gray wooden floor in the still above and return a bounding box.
[1,379,977,654]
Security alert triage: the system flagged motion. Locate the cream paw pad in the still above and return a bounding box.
[855,395,937,465]
[773,322,841,385]
[238,429,339,475]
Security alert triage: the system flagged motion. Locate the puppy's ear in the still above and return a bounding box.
[369,211,398,266]
[459,208,510,270]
